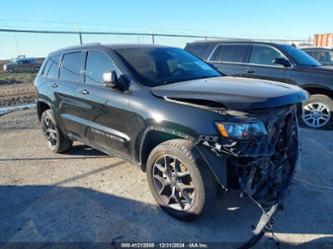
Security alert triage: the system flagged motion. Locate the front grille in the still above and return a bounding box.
[200,105,299,207]
[234,105,299,206]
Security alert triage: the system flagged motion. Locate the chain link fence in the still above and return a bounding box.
[0,28,309,117]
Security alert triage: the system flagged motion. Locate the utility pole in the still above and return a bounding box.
[75,24,83,45]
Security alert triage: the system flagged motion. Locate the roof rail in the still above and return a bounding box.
[80,42,101,46]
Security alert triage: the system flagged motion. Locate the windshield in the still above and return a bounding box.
[281,45,321,67]
[115,47,221,87]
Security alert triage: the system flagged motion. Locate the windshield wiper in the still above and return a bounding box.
[160,75,216,85]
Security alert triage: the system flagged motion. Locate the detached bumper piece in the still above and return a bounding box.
[238,202,280,249]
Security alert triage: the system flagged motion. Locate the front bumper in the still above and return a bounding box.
[200,105,299,206]
[197,105,299,248]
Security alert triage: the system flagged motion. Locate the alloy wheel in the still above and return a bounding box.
[152,155,195,211]
[42,115,58,150]
[302,102,331,128]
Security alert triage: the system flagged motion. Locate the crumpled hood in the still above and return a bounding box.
[151,76,308,110]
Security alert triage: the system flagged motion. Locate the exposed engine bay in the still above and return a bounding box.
[200,105,298,206]
[199,104,299,247]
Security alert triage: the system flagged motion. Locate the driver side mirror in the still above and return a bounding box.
[273,57,291,67]
[103,70,118,88]
[103,70,129,91]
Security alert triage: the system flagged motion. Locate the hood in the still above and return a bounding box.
[151,77,308,110]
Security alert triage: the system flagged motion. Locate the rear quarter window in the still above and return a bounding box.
[42,54,60,78]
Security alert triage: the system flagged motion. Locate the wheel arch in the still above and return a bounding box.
[36,99,52,121]
[302,86,333,99]
[137,126,228,189]
[138,126,195,172]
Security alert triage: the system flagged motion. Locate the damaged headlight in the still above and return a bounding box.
[215,121,267,139]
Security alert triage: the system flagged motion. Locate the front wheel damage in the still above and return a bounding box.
[201,105,300,248]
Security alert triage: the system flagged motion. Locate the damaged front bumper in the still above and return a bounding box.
[198,105,300,247]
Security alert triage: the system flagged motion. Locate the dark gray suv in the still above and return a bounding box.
[186,41,333,129]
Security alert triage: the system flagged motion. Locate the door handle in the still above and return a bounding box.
[244,69,255,74]
[79,89,89,95]
[50,83,58,88]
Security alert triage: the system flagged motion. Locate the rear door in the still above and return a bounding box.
[242,45,292,83]
[55,51,87,138]
[207,44,251,76]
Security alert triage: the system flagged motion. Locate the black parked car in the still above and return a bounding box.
[34,43,307,246]
[302,47,333,67]
[3,55,40,72]
[185,41,333,129]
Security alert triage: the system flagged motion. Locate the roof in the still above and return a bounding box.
[187,40,287,46]
[49,43,170,55]
[302,47,333,51]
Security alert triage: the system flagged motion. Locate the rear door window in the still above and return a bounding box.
[185,43,217,60]
[210,44,248,63]
[249,45,285,66]
[60,52,84,82]
[85,50,116,85]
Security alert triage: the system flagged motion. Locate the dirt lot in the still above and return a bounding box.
[0,71,36,106]
[0,109,333,248]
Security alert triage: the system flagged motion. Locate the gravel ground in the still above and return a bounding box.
[0,71,36,106]
[0,109,333,248]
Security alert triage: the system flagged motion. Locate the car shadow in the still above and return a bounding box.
[0,182,332,248]
[0,144,109,162]
[66,144,107,157]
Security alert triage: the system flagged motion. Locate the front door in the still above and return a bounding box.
[242,45,291,83]
[75,50,132,158]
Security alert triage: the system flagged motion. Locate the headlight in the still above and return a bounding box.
[215,121,267,139]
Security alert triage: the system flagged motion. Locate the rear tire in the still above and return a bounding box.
[300,94,333,129]
[41,109,72,153]
[146,139,217,221]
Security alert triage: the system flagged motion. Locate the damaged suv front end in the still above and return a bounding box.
[151,75,307,246]
[206,105,299,207]
[201,105,300,243]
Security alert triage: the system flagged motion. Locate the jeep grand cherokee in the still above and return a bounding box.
[34,43,307,246]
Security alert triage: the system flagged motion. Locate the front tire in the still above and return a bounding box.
[41,109,72,153]
[300,94,333,129]
[146,139,217,221]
